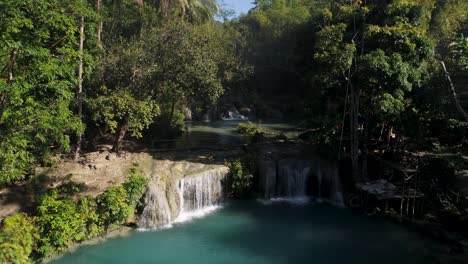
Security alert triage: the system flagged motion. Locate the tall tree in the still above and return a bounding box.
[313,0,435,182]
[0,0,96,183]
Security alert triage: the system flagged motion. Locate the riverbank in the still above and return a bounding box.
[45,226,134,263]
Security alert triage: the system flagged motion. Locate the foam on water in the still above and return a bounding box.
[173,205,223,224]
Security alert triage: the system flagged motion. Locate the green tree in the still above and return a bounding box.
[313,0,435,181]
[89,20,247,145]
[0,0,96,183]
[236,0,315,97]
[35,191,85,257]
[0,214,38,264]
[96,186,133,228]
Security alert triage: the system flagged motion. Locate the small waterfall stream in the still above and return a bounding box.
[313,163,344,206]
[138,162,228,230]
[220,105,248,121]
[259,157,344,206]
[277,160,311,198]
[175,170,226,223]
[138,181,172,229]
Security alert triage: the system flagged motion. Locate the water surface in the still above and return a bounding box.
[155,120,297,149]
[53,201,443,264]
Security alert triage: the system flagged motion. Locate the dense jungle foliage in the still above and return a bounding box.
[1,0,468,261]
[0,0,467,184]
[0,171,146,263]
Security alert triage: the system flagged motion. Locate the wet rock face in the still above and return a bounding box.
[139,181,172,229]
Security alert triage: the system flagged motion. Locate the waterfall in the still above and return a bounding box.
[313,164,344,206]
[137,160,229,230]
[258,157,344,206]
[220,105,248,121]
[259,160,277,199]
[258,159,311,204]
[175,169,226,223]
[277,159,310,198]
[138,181,172,229]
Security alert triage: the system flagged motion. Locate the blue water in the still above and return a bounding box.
[53,201,442,264]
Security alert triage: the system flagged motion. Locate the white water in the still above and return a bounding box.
[259,160,277,199]
[139,165,228,230]
[220,105,248,121]
[314,164,344,206]
[277,160,311,197]
[175,170,226,223]
[138,181,172,229]
[258,158,344,206]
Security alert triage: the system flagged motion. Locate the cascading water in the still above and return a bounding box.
[277,159,311,198]
[220,105,248,121]
[175,169,226,223]
[259,160,277,199]
[137,160,229,230]
[313,163,344,206]
[258,157,344,206]
[138,181,172,229]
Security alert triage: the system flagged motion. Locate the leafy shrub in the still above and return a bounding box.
[57,181,86,196]
[0,213,38,264]
[96,186,132,228]
[237,122,263,136]
[77,196,103,239]
[3,169,147,261]
[171,110,186,133]
[35,191,85,257]
[123,170,147,208]
[225,159,254,198]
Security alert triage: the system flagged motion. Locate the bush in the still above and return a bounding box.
[57,181,86,196]
[77,196,103,239]
[225,159,254,198]
[237,122,263,136]
[1,169,147,261]
[96,186,133,228]
[123,170,146,208]
[0,213,38,264]
[35,191,85,257]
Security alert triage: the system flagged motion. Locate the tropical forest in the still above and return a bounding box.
[1,0,468,263]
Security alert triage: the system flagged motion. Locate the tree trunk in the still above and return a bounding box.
[168,98,176,127]
[74,17,85,160]
[386,126,393,149]
[440,61,468,122]
[5,49,17,84]
[161,0,169,17]
[0,49,17,118]
[97,0,103,49]
[361,115,368,181]
[349,81,361,182]
[114,121,128,154]
[349,3,361,183]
